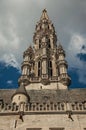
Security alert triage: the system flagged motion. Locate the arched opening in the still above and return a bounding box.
[48,60,52,76]
[39,39,41,48]
[38,61,41,76]
[48,39,51,48]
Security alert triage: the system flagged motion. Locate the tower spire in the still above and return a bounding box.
[40,9,49,20]
[18,9,71,89]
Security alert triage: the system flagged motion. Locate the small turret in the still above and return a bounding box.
[11,83,30,106]
[57,43,71,86]
[18,46,34,86]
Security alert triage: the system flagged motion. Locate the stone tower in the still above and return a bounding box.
[18,9,71,90]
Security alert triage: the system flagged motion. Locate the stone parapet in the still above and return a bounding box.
[0,101,86,114]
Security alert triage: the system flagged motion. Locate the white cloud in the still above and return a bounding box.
[0,32,7,48]
[0,14,20,49]
[67,34,86,85]
[0,54,20,70]
[68,34,86,54]
[7,80,13,85]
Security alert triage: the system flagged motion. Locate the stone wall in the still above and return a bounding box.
[26,82,67,90]
[0,113,86,130]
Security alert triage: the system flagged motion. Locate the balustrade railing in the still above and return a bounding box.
[0,102,86,113]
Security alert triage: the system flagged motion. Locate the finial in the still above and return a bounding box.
[40,8,49,20]
[43,8,47,12]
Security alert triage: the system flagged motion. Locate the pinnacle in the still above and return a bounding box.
[40,9,49,20]
[57,41,63,49]
[43,8,47,12]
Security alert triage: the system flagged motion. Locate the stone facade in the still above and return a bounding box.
[0,9,86,130]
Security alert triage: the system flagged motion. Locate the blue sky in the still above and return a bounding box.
[0,0,86,89]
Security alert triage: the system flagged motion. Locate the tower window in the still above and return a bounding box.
[18,96,20,100]
[39,43,41,48]
[39,39,41,48]
[48,39,51,48]
[38,61,41,68]
[50,61,52,68]
[38,61,41,76]
[48,61,52,76]
[48,25,49,29]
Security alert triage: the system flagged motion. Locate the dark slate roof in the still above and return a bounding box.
[12,83,29,98]
[0,89,16,103]
[28,89,86,103]
[0,88,86,104]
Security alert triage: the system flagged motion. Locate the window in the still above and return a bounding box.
[39,43,41,48]
[48,25,50,29]
[26,129,41,130]
[48,60,52,76]
[48,39,51,48]
[38,61,41,76]
[39,39,41,48]
[18,96,20,100]
[49,128,64,130]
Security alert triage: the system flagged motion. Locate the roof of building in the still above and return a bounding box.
[11,83,30,101]
[0,88,86,104]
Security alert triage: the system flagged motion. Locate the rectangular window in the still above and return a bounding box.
[49,128,64,130]
[26,128,41,130]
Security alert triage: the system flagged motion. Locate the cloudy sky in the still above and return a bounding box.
[0,0,86,89]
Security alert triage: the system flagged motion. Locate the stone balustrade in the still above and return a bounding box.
[70,102,86,111]
[0,101,86,113]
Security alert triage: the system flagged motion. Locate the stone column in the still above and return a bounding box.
[52,59,57,76]
[42,60,47,74]
[35,61,38,77]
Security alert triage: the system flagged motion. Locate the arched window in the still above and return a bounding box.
[48,39,51,48]
[38,61,41,76]
[39,39,41,48]
[39,44,41,48]
[48,25,49,29]
[48,60,52,76]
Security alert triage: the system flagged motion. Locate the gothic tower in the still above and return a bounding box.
[18,9,71,90]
